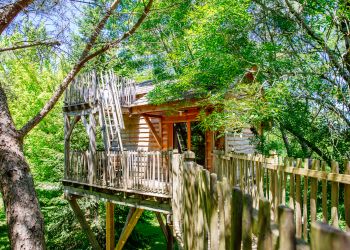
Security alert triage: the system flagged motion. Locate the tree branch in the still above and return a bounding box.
[284,0,350,85]
[0,40,60,52]
[18,0,154,137]
[0,0,33,35]
[79,0,154,66]
[281,121,331,165]
[79,0,121,60]
[279,124,292,156]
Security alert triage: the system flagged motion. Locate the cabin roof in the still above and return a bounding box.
[135,80,154,96]
[131,80,199,109]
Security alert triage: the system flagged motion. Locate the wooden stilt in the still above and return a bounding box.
[120,207,136,236]
[68,197,102,250]
[186,121,191,151]
[106,202,115,250]
[155,212,169,243]
[166,215,174,250]
[115,208,144,250]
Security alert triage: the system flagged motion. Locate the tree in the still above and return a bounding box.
[0,0,154,248]
[0,0,34,34]
[121,0,349,162]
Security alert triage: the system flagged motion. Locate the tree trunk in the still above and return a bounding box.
[0,87,45,249]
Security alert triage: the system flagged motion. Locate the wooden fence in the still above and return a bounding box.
[212,151,350,238]
[171,152,350,250]
[65,150,171,197]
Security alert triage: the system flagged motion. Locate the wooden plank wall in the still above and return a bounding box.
[122,115,164,151]
[225,128,255,154]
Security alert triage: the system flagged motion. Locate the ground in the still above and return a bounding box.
[0,184,166,250]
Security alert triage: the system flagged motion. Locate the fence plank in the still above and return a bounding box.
[231,188,243,250]
[210,173,219,250]
[303,159,309,241]
[330,161,339,228]
[223,178,232,249]
[295,159,302,238]
[345,161,350,231]
[218,180,226,250]
[310,222,350,250]
[310,160,319,223]
[321,161,328,224]
[242,194,253,250]
[289,158,295,211]
[278,206,296,250]
[257,198,272,250]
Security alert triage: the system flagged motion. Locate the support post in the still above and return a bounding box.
[106,202,115,250]
[68,197,102,250]
[115,208,144,250]
[142,114,162,148]
[186,121,191,151]
[166,221,174,250]
[155,212,169,243]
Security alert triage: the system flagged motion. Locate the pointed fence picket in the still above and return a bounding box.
[171,152,350,250]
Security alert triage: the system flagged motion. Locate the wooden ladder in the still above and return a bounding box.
[98,71,125,153]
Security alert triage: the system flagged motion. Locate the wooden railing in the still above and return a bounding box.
[63,71,136,107]
[213,151,350,237]
[172,152,350,250]
[64,150,171,197]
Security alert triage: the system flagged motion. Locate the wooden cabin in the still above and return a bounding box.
[62,71,255,249]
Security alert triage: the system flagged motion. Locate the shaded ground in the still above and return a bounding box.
[0,185,166,250]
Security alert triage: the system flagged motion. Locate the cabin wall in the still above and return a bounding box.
[224,128,255,154]
[121,115,162,151]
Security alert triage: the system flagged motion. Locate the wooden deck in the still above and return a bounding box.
[63,150,172,199]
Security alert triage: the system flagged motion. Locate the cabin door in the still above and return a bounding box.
[173,121,205,166]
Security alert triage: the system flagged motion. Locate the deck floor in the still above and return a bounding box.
[63,180,172,214]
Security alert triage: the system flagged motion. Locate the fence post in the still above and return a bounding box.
[295,159,302,238]
[210,173,219,250]
[310,222,350,250]
[257,198,272,250]
[171,151,183,248]
[242,194,253,250]
[231,187,243,250]
[217,181,226,250]
[330,161,339,228]
[277,206,296,250]
[345,160,350,231]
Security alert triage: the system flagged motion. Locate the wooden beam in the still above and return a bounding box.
[106,202,115,250]
[166,222,174,250]
[68,197,102,250]
[65,116,81,141]
[187,121,191,151]
[205,131,214,171]
[168,123,174,149]
[115,208,144,250]
[155,212,169,243]
[130,99,200,115]
[81,114,97,184]
[63,185,172,214]
[142,114,162,148]
[142,113,163,119]
[162,114,199,124]
[120,208,136,236]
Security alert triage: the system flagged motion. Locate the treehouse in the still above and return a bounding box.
[62,71,255,249]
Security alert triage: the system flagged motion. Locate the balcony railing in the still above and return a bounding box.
[64,150,172,197]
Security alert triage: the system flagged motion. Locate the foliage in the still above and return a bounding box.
[114,0,350,163]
